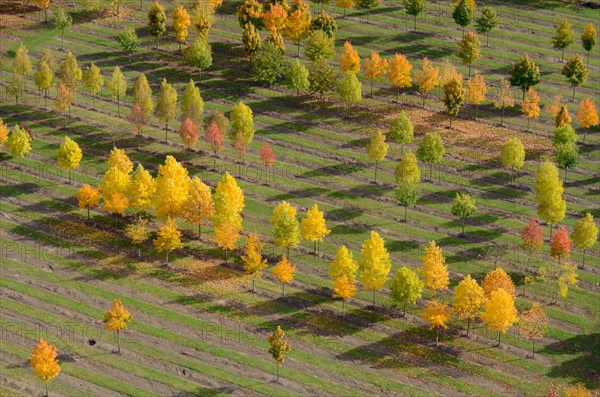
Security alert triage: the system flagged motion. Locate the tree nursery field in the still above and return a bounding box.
[0,0,598,396]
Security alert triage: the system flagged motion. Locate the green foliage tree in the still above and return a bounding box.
[106,66,127,117]
[305,29,335,61]
[82,63,103,109]
[181,80,204,127]
[230,101,255,162]
[310,11,337,37]
[535,160,566,233]
[390,266,423,315]
[271,201,301,257]
[355,0,380,21]
[403,0,426,31]
[148,1,167,49]
[452,0,473,35]
[285,59,310,95]
[394,150,420,184]
[186,39,213,78]
[308,59,338,98]
[554,142,578,181]
[337,72,362,115]
[242,23,261,57]
[581,24,596,66]
[451,192,477,233]
[442,75,464,128]
[132,74,154,120]
[416,132,445,180]
[499,137,525,183]
[388,111,413,148]
[561,54,588,101]
[394,178,420,221]
[509,54,541,98]
[456,31,480,77]
[154,78,178,141]
[366,130,388,182]
[553,124,578,146]
[7,74,24,104]
[552,19,574,61]
[475,6,499,46]
[53,7,72,50]
[252,42,284,86]
[117,27,139,63]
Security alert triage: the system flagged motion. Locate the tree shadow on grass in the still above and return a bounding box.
[542,332,600,389]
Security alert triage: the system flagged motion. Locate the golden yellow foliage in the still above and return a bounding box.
[30,339,60,383]
[419,241,449,296]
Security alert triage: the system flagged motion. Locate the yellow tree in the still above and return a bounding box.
[30,339,60,397]
[183,176,214,238]
[482,267,515,298]
[271,201,301,257]
[242,233,268,291]
[337,0,355,17]
[103,192,128,218]
[268,325,291,381]
[107,147,134,174]
[571,213,598,268]
[563,384,593,397]
[35,0,51,21]
[466,71,487,120]
[153,217,183,264]
[419,241,449,296]
[390,266,423,316]
[576,98,598,143]
[0,118,8,147]
[394,150,420,184]
[55,82,73,123]
[300,203,330,254]
[480,288,518,345]
[172,5,191,52]
[493,78,514,126]
[56,136,82,183]
[154,155,190,219]
[125,217,151,257]
[421,299,452,346]
[518,302,547,357]
[262,3,288,33]
[363,51,388,96]
[332,275,356,317]
[283,6,311,56]
[101,166,131,206]
[452,274,485,336]
[387,52,412,102]
[103,298,132,353]
[329,245,358,284]
[521,87,540,129]
[339,41,360,74]
[366,129,388,182]
[273,256,296,297]
[6,125,32,165]
[535,160,566,234]
[358,231,392,306]
[214,221,241,263]
[75,184,100,220]
[555,105,572,127]
[212,172,244,229]
[499,137,525,184]
[127,164,155,213]
[414,57,439,106]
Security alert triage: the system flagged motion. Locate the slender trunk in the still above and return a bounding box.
[117,330,121,353]
[468,63,471,78]
[572,85,575,101]
[117,97,120,116]
[166,251,169,264]
[486,31,489,46]
[582,248,586,268]
[497,331,501,346]
[587,51,590,67]
[87,207,90,220]
[435,331,439,346]
[225,248,228,264]
[466,317,471,336]
[396,87,399,102]
[374,161,378,182]
[527,116,530,129]
[314,240,317,255]
[462,217,465,234]
[372,290,376,307]
[282,283,285,297]
[287,246,290,258]
[475,103,478,120]
[138,247,141,258]
[555,281,559,303]
[198,224,202,239]
[45,382,48,397]
[403,302,407,317]
[370,79,373,96]
[297,41,300,57]
[414,15,416,31]
[561,48,564,61]
[532,341,535,358]
[276,364,280,381]
[165,121,168,142]
[429,163,433,181]
[252,277,256,292]
[404,205,407,221]
[61,31,65,50]
[341,300,345,317]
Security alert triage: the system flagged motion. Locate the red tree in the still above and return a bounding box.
[550,225,572,262]
[260,142,276,182]
[205,120,224,157]
[128,104,147,148]
[521,218,544,257]
[179,117,199,149]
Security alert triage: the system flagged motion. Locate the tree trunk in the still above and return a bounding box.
[370,79,373,97]
[282,283,285,297]
[138,247,141,258]
[468,63,471,78]
[252,277,256,292]
[532,341,535,358]
[314,240,317,255]
[87,207,90,220]
[435,332,439,346]
[466,317,471,337]
[414,15,417,31]
[582,248,586,268]
[572,85,575,101]
[117,330,121,353]
[341,300,345,317]
[276,364,280,381]
[486,31,490,46]
[225,248,228,264]
[61,31,65,50]
[404,205,407,221]
[372,290,376,307]
[45,382,48,397]
[165,122,168,142]
[462,217,465,234]
[165,251,169,265]
[561,48,564,61]
[497,331,501,346]
[374,161,378,182]
[403,302,407,317]
[297,41,300,57]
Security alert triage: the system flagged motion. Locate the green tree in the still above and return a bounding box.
[388,111,413,148]
[499,137,525,183]
[132,73,154,120]
[181,79,204,127]
[509,54,541,98]
[394,150,420,184]
[553,124,578,146]
[310,11,337,37]
[308,59,338,98]
[285,59,309,95]
[442,75,464,128]
[34,60,55,108]
[390,266,423,316]
[148,1,167,49]
[271,201,301,257]
[355,0,380,21]
[535,160,566,233]
[366,130,388,182]
[12,44,32,87]
[561,54,588,101]
[451,192,477,234]
[554,142,578,181]
[456,31,480,77]
[117,27,139,63]
[581,24,596,66]
[452,0,473,35]
[304,30,335,61]
[82,63,103,109]
[53,7,72,50]
[337,72,362,115]
[403,0,425,31]
[7,74,24,104]
[186,38,213,78]
[394,178,420,221]
[552,19,574,61]
[106,66,127,117]
[475,6,499,46]
[416,132,445,180]
[242,22,261,57]
[252,42,284,86]
[154,78,178,142]
[230,101,255,162]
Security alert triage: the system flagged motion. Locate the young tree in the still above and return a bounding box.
[34,60,55,108]
[419,241,449,296]
[337,72,362,115]
[212,172,244,231]
[106,66,127,117]
[181,80,204,127]
[260,143,276,181]
[154,155,190,219]
[339,41,360,74]
[493,78,514,126]
[132,73,154,120]
[539,262,578,303]
[283,6,311,56]
[230,101,255,163]
[366,130,388,182]
[252,41,285,86]
[53,7,72,50]
[482,267,515,298]
[242,22,261,57]
[30,339,60,397]
[268,326,291,381]
[55,82,72,121]
[499,137,525,183]
[414,57,439,106]
[0,118,9,147]
[480,288,518,346]
[555,142,578,181]
[521,218,544,258]
[387,52,412,102]
[336,0,355,17]
[562,54,588,101]
[127,164,155,213]
[103,298,132,353]
[332,275,356,317]
[475,5,499,46]
[81,63,103,109]
[581,24,596,66]
[103,191,129,218]
[388,111,413,148]
[304,29,335,61]
[148,1,167,49]
[329,245,358,284]
[521,87,540,129]
[395,179,420,221]
[237,0,264,28]
[59,51,82,102]
[404,0,426,31]
[451,192,477,234]
[186,38,213,78]
[7,73,24,105]
[107,147,133,174]
[563,384,593,397]
[300,203,330,254]
[36,0,51,22]
[285,59,310,95]
[453,275,485,336]
[153,217,183,264]
[56,136,82,183]
[576,98,598,143]
[452,0,473,35]
[509,54,541,98]
[126,217,150,257]
[182,177,213,239]
[242,233,268,291]
[205,120,224,161]
[179,118,199,149]
[535,160,566,233]
[551,225,572,263]
[11,45,31,100]
[416,132,445,181]
[101,165,131,216]
[571,213,598,268]
[363,51,388,97]
[6,125,32,165]
[76,184,100,219]
[208,109,229,136]
[395,150,420,185]
[116,27,139,63]
[355,0,380,21]
[172,5,191,52]
[456,31,480,78]
[552,19,574,61]
[422,300,452,346]
[193,4,215,41]
[271,201,301,257]
[155,79,178,142]
[262,3,288,32]
[359,230,392,306]
[308,59,337,98]
[390,266,423,316]
[442,75,464,128]
[273,256,296,297]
